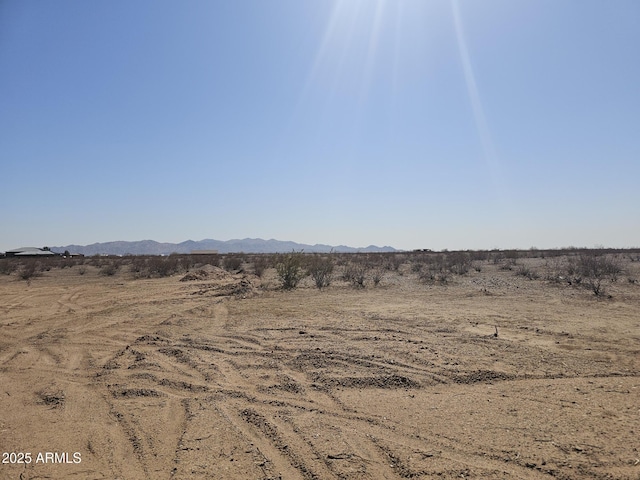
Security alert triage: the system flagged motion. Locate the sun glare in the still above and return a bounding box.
[451,1,500,183]
[288,0,418,137]
[287,0,508,206]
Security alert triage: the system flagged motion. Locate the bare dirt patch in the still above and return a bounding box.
[0,255,638,479]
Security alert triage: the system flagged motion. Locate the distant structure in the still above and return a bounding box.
[4,247,60,257]
[190,250,219,255]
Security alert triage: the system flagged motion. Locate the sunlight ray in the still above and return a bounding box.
[297,0,346,108]
[391,0,404,106]
[359,0,387,106]
[451,0,504,189]
[325,2,363,108]
[389,0,405,134]
[284,1,359,133]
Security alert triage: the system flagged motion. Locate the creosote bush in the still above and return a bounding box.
[343,261,368,288]
[0,259,19,275]
[371,266,385,287]
[194,254,219,268]
[130,256,148,278]
[419,268,450,285]
[410,252,469,286]
[99,260,119,276]
[19,260,41,282]
[445,252,471,275]
[566,253,622,297]
[410,260,423,274]
[386,254,403,271]
[515,265,539,280]
[543,257,567,283]
[147,255,181,277]
[307,255,334,290]
[223,255,243,272]
[252,255,270,278]
[276,251,305,290]
[499,259,517,271]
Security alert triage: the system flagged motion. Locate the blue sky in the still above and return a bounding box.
[1,0,638,251]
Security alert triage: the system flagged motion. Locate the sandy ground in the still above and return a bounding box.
[0,258,639,479]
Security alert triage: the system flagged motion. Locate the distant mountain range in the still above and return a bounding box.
[51,239,398,256]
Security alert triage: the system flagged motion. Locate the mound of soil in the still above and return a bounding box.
[180,265,235,282]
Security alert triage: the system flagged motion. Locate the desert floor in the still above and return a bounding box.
[1,257,639,479]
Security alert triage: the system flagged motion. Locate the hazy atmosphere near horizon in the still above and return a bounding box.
[1,0,638,252]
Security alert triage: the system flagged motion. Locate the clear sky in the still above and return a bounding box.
[1,0,638,252]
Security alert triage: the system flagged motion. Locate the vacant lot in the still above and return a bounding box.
[1,253,639,479]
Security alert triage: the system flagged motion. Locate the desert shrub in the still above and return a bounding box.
[516,265,536,279]
[38,258,52,271]
[543,257,567,283]
[365,253,387,269]
[77,266,87,275]
[0,259,19,275]
[603,255,622,282]
[586,277,604,296]
[470,250,489,262]
[445,252,471,275]
[503,250,520,261]
[223,255,243,272]
[275,251,305,290]
[99,261,119,276]
[130,256,148,277]
[18,260,41,282]
[179,255,195,271]
[410,261,423,273]
[386,254,404,271]
[528,247,541,258]
[252,255,270,278]
[409,253,432,272]
[60,258,76,269]
[499,259,517,271]
[413,255,452,286]
[564,259,582,284]
[343,261,368,288]
[193,254,219,268]
[371,266,385,286]
[88,255,103,267]
[148,256,181,277]
[490,252,503,264]
[419,268,450,285]
[331,254,347,267]
[307,255,334,290]
[515,265,539,280]
[429,254,447,271]
[566,253,622,296]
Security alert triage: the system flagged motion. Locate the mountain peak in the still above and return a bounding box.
[52,238,398,255]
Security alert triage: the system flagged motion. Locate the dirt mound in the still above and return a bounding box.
[188,276,257,298]
[180,266,234,282]
[179,266,256,298]
[180,270,208,281]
